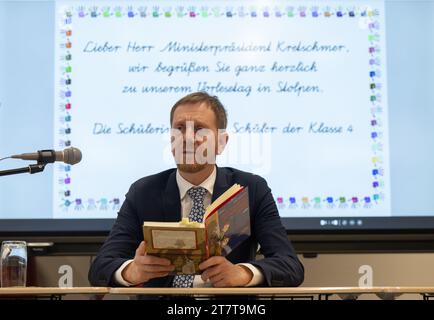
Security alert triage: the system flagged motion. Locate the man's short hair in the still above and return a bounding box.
[170,92,228,129]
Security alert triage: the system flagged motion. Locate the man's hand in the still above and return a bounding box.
[122,241,175,285]
[199,256,253,287]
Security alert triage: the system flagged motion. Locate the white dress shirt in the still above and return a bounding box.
[114,166,264,287]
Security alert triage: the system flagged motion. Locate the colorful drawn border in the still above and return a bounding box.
[56,4,386,211]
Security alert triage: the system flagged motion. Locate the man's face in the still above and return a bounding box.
[171,102,226,173]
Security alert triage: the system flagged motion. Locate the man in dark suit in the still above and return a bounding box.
[89,92,304,288]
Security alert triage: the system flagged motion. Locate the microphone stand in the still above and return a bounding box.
[0,162,47,176]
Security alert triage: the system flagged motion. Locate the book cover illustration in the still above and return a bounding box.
[205,186,250,257]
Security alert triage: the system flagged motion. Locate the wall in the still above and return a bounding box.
[29,253,434,300]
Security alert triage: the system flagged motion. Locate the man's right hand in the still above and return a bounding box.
[122,241,175,285]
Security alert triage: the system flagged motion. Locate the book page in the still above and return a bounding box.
[204,184,242,218]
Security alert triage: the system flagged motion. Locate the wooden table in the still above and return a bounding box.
[0,287,109,300]
[1,286,433,300]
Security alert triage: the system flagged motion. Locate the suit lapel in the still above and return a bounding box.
[212,167,231,202]
[161,170,182,222]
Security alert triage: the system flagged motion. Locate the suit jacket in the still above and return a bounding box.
[88,167,304,287]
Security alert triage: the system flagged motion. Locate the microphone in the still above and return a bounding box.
[11,147,82,165]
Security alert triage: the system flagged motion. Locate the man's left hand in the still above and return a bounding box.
[199,256,253,287]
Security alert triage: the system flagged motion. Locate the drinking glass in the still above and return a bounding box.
[1,241,27,287]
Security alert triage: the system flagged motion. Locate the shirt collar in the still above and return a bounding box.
[176,166,216,200]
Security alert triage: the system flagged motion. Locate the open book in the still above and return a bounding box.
[142,184,250,275]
